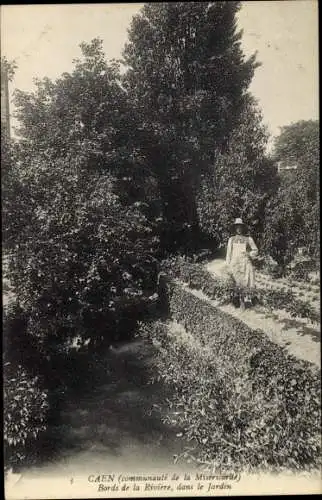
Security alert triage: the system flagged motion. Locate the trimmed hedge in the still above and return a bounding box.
[161,255,320,324]
[166,279,320,375]
[142,279,321,472]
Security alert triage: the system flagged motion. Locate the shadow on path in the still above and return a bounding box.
[23,338,190,476]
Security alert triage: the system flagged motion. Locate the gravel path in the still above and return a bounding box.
[5,338,194,499]
[205,260,320,368]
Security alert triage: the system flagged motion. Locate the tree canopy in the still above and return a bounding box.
[5,40,160,351]
[4,3,303,350]
[263,120,320,264]
[274,120,319,202]
[122,1,261,250]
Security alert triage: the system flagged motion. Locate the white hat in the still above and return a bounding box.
[233,218,245,225]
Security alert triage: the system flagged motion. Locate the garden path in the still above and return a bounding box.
[5,337,194,498]
[4,258,320,498]
[205,259,320,368]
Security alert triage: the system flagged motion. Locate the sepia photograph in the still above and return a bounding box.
[1,1,320,498]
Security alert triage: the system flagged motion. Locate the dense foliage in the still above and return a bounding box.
[140,285,321,472]
[5,157,159,350]
[2,3,320,474]
[263,120,320,264]
[4,40,159,354]
[196,99,278,246]
[3,47,160,474]
[4,360,48,471]
[122,1,267,251]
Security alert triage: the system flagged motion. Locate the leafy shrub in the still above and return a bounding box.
[4,361,49,471]
[287,258,318,282]
[160,255,235,302]
[253,254,284,278]
[192,248,213,263]
[141,285,321,472]
[3,303,39,375]
[4,151,159,355]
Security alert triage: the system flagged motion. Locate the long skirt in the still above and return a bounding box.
[229,256,255,289]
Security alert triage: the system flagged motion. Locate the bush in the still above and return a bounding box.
[253,254,284,278]
[287,258,318,282]
[160,255,236,302]
[141,284,321,472]
[4,361,49,471]
[4,153,159,353]
[2,302,105,471]
[3,302,41,375]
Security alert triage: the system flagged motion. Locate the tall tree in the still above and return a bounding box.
[5,40,160,353]
[263,120,320,263]
[13,38,161,220]
[196,97,278,248]
[274,120,319,203]
[122,1,259,251]
[2,57,18,249]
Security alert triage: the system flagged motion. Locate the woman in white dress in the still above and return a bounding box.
[225,218,258,309]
